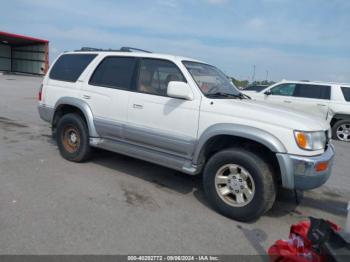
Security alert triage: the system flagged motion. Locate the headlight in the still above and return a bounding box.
[294,130,326,151]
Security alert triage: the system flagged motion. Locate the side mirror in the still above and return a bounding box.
[167,81,194,100]
[264,90,272,96]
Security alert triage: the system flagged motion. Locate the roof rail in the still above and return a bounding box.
[311,80,350,86]
[79,47,103,51]
[75,46,152,53]
[120,47,152,53]
[279,79,350,86]
[76,47,121,52]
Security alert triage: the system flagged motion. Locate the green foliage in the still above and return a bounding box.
[250,80,276,86]
[229,76,276,89]
[229,76,249,88]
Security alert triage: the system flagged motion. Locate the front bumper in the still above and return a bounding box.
[276,144,335,190]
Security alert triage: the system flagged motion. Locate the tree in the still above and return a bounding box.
[229,76,249,88]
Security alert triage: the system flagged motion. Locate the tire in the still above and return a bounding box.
[56,113,92,162]
[203,148,277,222]
[332,119,350,142]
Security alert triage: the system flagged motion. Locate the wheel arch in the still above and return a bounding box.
[193,124,287,182]
[53,97,99,137]
[330,114,350,126]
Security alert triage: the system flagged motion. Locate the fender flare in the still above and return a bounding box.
[331,114,350,123]
[54,97,99,137]
[192,123,287,165]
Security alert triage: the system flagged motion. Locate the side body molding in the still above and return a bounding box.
[192,123,287,166]
[54,97,99,137]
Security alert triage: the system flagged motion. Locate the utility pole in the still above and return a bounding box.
[252,65,256,83]
[265,70,269,82]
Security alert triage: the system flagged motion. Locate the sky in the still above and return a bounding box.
[1,0,350,82]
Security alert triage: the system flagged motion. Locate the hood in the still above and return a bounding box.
[208,99,330,131]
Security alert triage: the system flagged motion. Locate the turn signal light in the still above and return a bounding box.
[315,162,328,172]
[295,132,308,149]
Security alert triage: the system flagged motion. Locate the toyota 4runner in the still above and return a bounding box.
[38,47,335,221]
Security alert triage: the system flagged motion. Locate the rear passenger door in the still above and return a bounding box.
[81,56,138,140]
[291,84,331,119]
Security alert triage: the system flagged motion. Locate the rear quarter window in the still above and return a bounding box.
[294,84,331,100]
[341,87,350,102]
[49,54,97,82]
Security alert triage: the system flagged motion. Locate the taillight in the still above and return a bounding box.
[38,84,43,101]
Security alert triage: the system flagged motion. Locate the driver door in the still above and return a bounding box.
[263,83,297,110]
[126,58,201,158]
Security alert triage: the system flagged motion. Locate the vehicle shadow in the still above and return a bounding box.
[266,188,348,218]
[90,149,349,220]
[91,149,203,195]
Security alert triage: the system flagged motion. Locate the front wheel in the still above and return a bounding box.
[332,119,350,142]
[203,148,276,222]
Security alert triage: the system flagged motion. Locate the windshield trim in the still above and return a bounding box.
[182,60,241,99]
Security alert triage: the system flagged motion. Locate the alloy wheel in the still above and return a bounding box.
[215,164,255,207]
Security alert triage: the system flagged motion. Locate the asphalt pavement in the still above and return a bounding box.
[0,74,349,255]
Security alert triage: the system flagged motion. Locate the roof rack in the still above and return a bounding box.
[75,46,152,53]
[120,47,152,53]
[280,79,350,86]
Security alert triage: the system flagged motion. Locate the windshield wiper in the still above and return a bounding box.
[206,92,239,98]
[239,93,252,99]
[206,92,251,99]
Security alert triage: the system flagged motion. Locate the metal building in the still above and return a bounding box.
[0,31,49,75]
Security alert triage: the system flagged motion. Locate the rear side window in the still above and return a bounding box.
[294,84,331,100]
[89,56,137,90]
[341,87,350,102]
[49,54,97,82]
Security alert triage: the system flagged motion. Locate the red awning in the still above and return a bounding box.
[0,31,48,46]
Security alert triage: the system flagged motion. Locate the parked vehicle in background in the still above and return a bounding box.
[38,48,334,221]
[244,84,270,92]
[243,80,350,142]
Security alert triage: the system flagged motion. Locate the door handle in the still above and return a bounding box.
[133,104,143,109]
[82,95,91,100]
[284,100,292,104]
[317,104,326,107]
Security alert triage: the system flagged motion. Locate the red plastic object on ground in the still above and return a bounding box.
[268,220,341,262]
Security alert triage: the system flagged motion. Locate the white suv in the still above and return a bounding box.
[243,80,350,142]
[38,48,334,221]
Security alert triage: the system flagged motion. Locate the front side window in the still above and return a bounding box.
[341,87,350,102]
[137,59,186,96]
[50,54,97,82]
[183,61,240,97]
[293,84,331,100]
[89,56,137,90]
[270,83,296,96]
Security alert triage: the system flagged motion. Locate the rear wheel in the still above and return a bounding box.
[56,113,92,162]
[203,148,276,222]
[332,120,350,142]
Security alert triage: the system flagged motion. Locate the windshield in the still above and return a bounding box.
[183,61,241,98]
